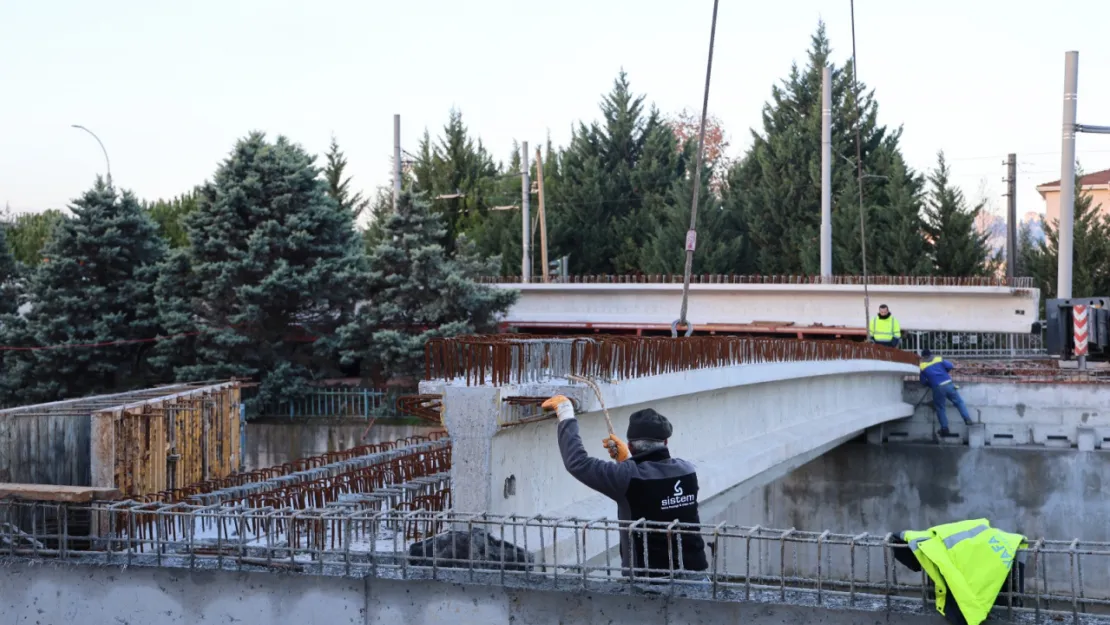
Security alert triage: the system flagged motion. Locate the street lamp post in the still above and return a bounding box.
[71,124,111,182]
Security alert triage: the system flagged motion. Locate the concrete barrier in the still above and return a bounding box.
[495,282,1040,333]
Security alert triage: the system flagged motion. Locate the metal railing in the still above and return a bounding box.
[250,387,387,419]
[478,274,1037,288]
[0,503,1106,622]
[425,335,918,386]
[901,331,1048,359]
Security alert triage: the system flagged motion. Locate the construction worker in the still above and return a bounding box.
[919,348,973,436]
[869,304,902,347]
[541,395,708,578]
[897,519,1027,625]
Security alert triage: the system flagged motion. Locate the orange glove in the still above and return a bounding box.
[602,435,630,462]
[542,395,576,421]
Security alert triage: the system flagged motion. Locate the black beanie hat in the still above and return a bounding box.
[627,408,673,441]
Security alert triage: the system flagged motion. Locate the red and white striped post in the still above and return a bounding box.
[1074,304,1090,368]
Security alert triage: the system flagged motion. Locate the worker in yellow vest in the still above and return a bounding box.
[899,519,1027,625]
[869,304,901,347]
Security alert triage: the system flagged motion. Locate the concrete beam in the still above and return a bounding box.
[494,282,1040,333]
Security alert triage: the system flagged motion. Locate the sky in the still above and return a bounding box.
[2,0,1109,226]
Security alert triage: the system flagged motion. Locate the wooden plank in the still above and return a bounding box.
[0,483,122,503]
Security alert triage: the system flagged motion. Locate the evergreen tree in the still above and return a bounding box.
[12,179,167,402]
[1015,219,1036,278]
[730,22,929,275]
[0,222,20,316]
[167,132,368,406]
[4,209,66,266]
[362,187,395,250]
[339,190,517,383]
[549,71,683,274]
[922,152,994,276]
[324,136,369,220]
[144,189,200,248]
[1026,179,1110,301]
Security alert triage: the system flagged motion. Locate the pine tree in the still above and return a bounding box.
[324,136,369,220]
[339,190,517,383]
[549,71,682,274]
[922,152,994,276]
[4,209,66,266]
[0,222,20,316]
[12,178,167,402]
[1015,219,1036,278]
[362,187,395,250]
[730,22,928,275]
[144,189,200,248]
[168,132,368,406]
[1026,179,1110,301]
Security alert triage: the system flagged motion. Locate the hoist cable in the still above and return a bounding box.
[850,0,873,338]
[673,0,720,338]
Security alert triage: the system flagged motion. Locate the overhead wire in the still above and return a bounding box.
[672,0,720,338]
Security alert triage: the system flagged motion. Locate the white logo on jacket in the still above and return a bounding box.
[661,479,696,510]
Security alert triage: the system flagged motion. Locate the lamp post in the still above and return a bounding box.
[71,124,111,182]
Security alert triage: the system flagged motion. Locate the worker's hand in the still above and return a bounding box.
[542,395,576,422]
[602,435,630,462]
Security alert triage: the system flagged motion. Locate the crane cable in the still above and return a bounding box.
[673,0,721,338]
[850,0,874,338]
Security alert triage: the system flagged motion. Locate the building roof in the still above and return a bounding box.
[1037,168,1110,192]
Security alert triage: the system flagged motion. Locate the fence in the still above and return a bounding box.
[0,503,1105,623]
[249,388,388,420]
[479,274,1036,288]
[901,331,1048,359]
[424,335,919,386]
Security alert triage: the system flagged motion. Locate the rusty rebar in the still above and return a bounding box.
[475,274,1035,289]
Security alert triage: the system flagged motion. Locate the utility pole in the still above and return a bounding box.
[521,141,532,282]
[1058,52,1078,300]
[820,66,832,280]
[393,114,402,211]
[535,147,549,283]
[71,124,111,183]
[1003,153,1017,280]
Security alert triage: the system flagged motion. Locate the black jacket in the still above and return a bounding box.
[557,418,708,575]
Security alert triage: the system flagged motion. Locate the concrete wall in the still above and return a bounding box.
[711,441,1110,597]
[0,560,951,625]
[244,421,442,470]
[423,359,915,565]
[874,381,1110,448]
[495,282,1040,333]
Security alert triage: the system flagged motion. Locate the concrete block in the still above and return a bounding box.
[866,425,884,445]
[967,423,986,449]
[1078,427,1097,452]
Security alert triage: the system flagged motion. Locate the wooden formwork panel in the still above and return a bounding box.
[0,413,91,486]
[96,384,242,498]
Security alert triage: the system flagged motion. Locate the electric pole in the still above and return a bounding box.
[1003,153,1017,280]
[393,115,402,210]
[521,141,531,283]
[820,66,832,280]
[535,147,549,283]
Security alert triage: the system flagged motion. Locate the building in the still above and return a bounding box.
[1037,168,1110,226]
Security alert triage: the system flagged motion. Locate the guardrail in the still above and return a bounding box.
[425,335,919,386]
[0,504,1105,622]
[250,388,387,419]
[902,331,1048,359]
[479,274,1036,288]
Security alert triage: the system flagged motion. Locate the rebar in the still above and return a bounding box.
[477,274,1036,289]
[425,335,918,386]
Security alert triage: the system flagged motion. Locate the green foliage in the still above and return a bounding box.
[922,152,995,276]
[340,190,517,383]
[144,189,200,248]
[3,210,67,266]
[549,71,683,274]
[0,222,20,316]
[1025,179,1110,301]
[324,136,369,220]
[730,22,931,276]
[362,187,395,250]
[9,178,167,403]
[163,132,368,407]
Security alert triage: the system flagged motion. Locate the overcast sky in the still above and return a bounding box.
[2,0,1109,223]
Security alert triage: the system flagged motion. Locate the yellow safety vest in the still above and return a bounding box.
[901,519,1027,625]
[919,356,942,370]
[869,315,901,341]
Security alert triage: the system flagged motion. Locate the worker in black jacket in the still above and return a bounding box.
[542,395,709,578]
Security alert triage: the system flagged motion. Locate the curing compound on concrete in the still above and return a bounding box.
[3,559,1094,625]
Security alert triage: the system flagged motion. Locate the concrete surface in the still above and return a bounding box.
[244,422,441,470]
[494,281,1040,333]
[0,560,978,625]
[874,381,1110,447]
[713,440,1110,597]
[423,359,916,565]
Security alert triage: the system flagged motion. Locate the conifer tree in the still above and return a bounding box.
[165,132,368,406]
[1026,178,1110,301]
[324,136,368,220]
[0,222,20,316]
[340,190,517,383]
[3,210,66,266]
[13,179,167,402]
[922,152,995,276]
[144,189,200,248]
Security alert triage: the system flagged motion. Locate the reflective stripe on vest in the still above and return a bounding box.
[870,315,900,341]
[919,356,943,370]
